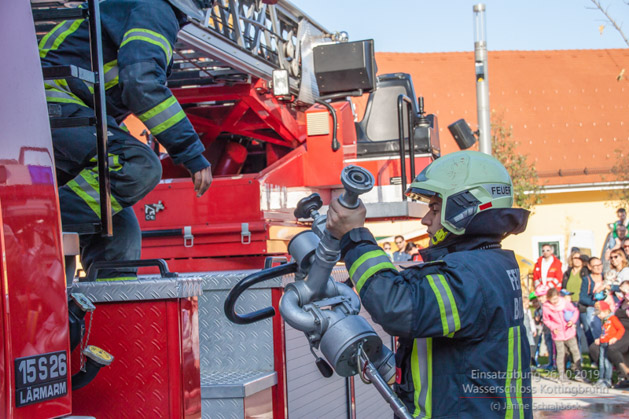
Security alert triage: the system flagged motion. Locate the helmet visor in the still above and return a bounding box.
[405,186,438,203]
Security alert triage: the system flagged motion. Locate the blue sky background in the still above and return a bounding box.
[291,0,628,52]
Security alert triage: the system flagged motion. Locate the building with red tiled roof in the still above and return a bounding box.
[363,48,629,270]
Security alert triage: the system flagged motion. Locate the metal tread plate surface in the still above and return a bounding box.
[170,269,287,291]
[71,276,203,302]
[199,288,274,372]
[200,370,277,399]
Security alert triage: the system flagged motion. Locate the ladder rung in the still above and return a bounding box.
[50,116,96,129]
[168,70,205,80]
[167,78,216,88]
[35,23,57,34]
[63,223,101,235]
[43,65,95,83]
[32,7,88,22]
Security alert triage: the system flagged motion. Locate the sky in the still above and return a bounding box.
[290,0,628,53]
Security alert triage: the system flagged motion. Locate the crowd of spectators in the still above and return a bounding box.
[529,208,629,388]
[382,235,422,263]
[378,209,629,387]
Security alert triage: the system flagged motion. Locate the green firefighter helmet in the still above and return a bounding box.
[406,150,513,235]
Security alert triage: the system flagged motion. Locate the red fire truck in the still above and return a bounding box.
[0,0,454,417]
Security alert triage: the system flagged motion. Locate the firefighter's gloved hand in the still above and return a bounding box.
[326,198,366,239]
[192,166,213,197]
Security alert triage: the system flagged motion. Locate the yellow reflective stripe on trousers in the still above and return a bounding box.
[411,338,432,418]
[137,96,186,135]
[120,28,172,63]
[426,274,461,337]
[103,59,119,90]
[39,19,85,58]
[109,155,122,171]
[90,154,123,172]
[505,326,523,418]
[348,249,396,293]
[80,169,123,214]
[45,80,87,106]
[67,175,101,216]
[83,60,118,93]
[67,169,123,218]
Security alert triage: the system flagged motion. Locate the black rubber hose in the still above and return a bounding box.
[224,262,298,325]
[68,310,84,352]
[71,358,102,391]
[315,99,340,152]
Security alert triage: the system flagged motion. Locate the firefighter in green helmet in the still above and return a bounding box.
[327,151,533,418]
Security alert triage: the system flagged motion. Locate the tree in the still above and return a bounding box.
[590,1,629,203]
[610,149,629,207]
[590,0,628,80]
[491,114,543,210]
[589,0,629,48]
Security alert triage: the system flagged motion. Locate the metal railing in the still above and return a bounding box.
[87,0,112,236]
[33,0,112,236]
[176,0,331,92]
[397,94,416,201]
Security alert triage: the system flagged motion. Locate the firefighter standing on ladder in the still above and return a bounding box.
[40,0,214,280]
[327,151,533,418]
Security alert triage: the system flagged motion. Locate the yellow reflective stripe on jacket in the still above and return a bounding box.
[505,327,515,418]
[411,338,433,418]
[39,19,85,58]
[137,96,186,135]
[426,274,461,337]
[348,249,396,293]
[516,327,523,419]
[67,169,123,218]
[505,326,524,419]
[120,28,172,63]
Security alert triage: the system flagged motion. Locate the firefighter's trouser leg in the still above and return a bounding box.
[76,207,141,280]
[53,104,162,279]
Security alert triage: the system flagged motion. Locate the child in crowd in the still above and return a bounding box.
[592,301,626,388]
[560,289,579,367]
[542,287,584,381]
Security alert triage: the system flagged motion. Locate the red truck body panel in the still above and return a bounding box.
[0,1,72,417]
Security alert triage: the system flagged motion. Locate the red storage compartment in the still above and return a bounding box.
[70,277,203,418]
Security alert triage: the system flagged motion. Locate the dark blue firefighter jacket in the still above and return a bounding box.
[340,209,533,418]
[40,0,208,173]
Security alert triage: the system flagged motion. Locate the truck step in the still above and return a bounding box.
[200,370,277,399]
[32,7,88,22]
[43,65,95,83]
